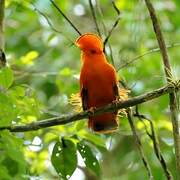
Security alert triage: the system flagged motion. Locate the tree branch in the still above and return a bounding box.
[0,0,6,67]
[0,83,179,132]
[144,0,180,178]
[0,0,4,50]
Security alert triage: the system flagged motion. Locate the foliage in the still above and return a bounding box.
[0,0,179,179]
[51,138,77,179]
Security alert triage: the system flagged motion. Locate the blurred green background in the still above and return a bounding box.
[0,0,179,179]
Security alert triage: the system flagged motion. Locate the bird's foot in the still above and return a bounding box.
[112,98,119,107]
[88,107,97,116]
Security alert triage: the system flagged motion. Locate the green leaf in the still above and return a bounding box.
[0,93,17,126]
[59,67,72,77]
[78,142,101,176]
[51,138,77,179]
[0,131,26,166]
[78,130,106,148]
[2,157,19,177]
[0,67,14,89]
[75,121,86,131]
[0,131,27,178]
[20,51,39,65]
[10,86,25,97]
[0,165,11,180]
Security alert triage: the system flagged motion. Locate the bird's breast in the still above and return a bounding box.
[80,63,115,108]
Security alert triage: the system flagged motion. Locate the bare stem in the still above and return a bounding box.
[103,16,121,47]
[149,121,173,180]
[0,0,6,67]
[49,0,81,35]
[144,0,180,178]
[33,4,74,44]
[127,108,154,179]
[34,6,61,34]
[119,42,180,70]
[88,0,101,37]
[134,107,173,180]
[95,0,115,65]
[103,1,121,47]
[0,0,4,50]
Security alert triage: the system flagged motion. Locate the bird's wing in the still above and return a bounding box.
[80,87,88,111]
[113,83,119,99]
[107,64,119,99]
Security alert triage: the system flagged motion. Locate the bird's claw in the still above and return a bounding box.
[88,107,97,116]
[112,98,119,107]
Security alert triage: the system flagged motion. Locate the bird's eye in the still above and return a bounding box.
[90,49,96,54]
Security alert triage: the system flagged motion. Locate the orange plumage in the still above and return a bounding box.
[75,33,119,133]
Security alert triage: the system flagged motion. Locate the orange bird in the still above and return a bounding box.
[75,33,119,133]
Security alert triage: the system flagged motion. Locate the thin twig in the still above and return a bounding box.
[0,0,6,67]
[149,121,173,180]
[88,0,101,37]
[95,0,115,65]
[33,6,61,34]
[144,0,180,177]
[134,107,173,180]
[111,0,120,14]
[107,42,115,67]
[49,0,81,35]
[0,49,6,67]
[127,108,154,179]
[119,42,180,70]
[0,83,179,132]
[0,0,4,50]
[95,0,106,35]
[103,15,121,47]
[103,1,121,47]
[113,2,152,174]
[33,4,74,44]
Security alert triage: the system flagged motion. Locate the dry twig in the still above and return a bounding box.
[127,108,154,179]
[134,107,173,180]
[144,0,180,177]
[119,42,180,70]
[49,0,81,35]
[88,0,101,37]
[103,1,121,47]
[0,0,6,67]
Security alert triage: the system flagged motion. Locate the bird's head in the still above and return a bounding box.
[75,33,103,54]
